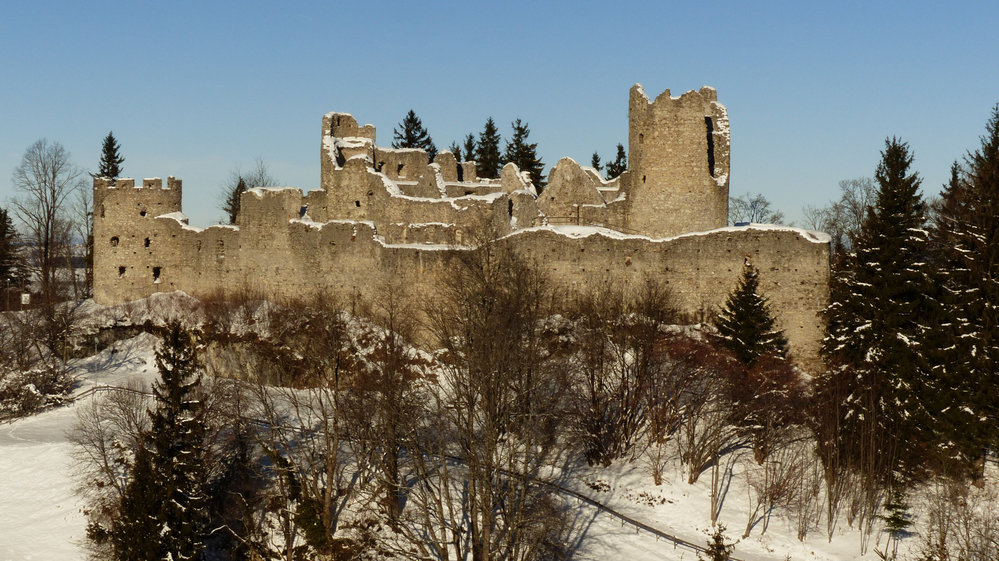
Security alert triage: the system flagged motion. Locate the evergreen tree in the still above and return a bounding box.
[714,264,788,366]
[448,141,463,162]
[147,322,208,560]
[819,137,938,478]
[96,131,125,179]
[0,207,24,290]
[503,118,546,188]
[590,152,602,174]
[930,104,999,470]
[223,177,247,225]
[605,143,627,178]
[462,133,477,164]
[699,525,734,561]
[475,118,502,179]
[392,109,437,161]
[111,444,164,561]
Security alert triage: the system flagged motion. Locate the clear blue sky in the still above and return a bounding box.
[2,1,997,227]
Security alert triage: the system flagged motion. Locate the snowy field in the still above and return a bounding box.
[0,331,933,561]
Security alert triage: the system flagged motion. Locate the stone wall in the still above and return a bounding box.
[92,84,831,370]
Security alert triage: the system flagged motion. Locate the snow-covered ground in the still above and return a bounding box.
[0,331,935,561]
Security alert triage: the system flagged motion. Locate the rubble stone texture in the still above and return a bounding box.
[93,85,830,370]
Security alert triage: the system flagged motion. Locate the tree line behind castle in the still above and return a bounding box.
[2,101,999,559]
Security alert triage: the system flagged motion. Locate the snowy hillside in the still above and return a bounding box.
[1,327,949,561]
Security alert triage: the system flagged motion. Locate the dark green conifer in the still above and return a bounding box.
[503,119,545,188]
[475,118,502,179]
[715,264,788,366]
[223,177,247,225]
[96,131,124,179]
[392,109,437,161]
[929,104,999,472]
[147,322,207,560]
[111,444,164,561]
[590,152,602,174]
[462,134,477,165]
[605,143,627,179]
[0,207,24,290]
[820,137,938,478]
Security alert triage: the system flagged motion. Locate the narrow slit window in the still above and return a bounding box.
[397,163,405,177]
[139,210,147,217]
[152,267,161,282]
[110,236,119,247]
[144,237,150,248]
[705,116,716,177]
[118,266,126,278]
[354,200,361,208]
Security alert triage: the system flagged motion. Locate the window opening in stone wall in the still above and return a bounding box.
[377,161,385,172]
[299,205,308,218]
[457,164,464,182]
[639,133,644,144]
[508,199,514,218]
[705,116,715,177]
[100,205,105,218]
[140,210,147,217]
[118,266,126,278]
[152,267,161,282]
[354,200,361,207]
[397,163,405,177]
[144,237,150,248]
[110,236,119,247]
[216,240,225,259]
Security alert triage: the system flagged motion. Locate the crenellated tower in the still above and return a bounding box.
[625,84,730,238]
[92,177,183,303]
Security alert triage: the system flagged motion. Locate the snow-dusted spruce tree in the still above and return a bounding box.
[929,104,999,475]
[714,264,788,367]
[392,109,437,161]
[133,322,207,560]
[818,137,938,485]
[503,119,545,188]
[475,117,502,178]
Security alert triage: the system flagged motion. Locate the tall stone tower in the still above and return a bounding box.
[625,85,730,238]
[92,177,183,303]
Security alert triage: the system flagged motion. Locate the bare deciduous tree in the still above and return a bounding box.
[729,192,786,225]
[801,177,876,253]
[221,158,278,225]
[11,139,85,301]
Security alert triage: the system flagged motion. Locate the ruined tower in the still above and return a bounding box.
[92,177,183,303]
[625,85,730,238]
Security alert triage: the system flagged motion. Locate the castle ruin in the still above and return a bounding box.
[92,85,830,369]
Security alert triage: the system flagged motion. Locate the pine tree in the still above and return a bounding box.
[820,137,938,478]
[930,104,999,470]
[475,118,502,179]
[96,131,125,179]
[462,133,477,164]
[448,141,463,162]
[147,322,208,560]
[223,177,247,225]
[605,143,627,179]
[392,109,437,161]
[503,119,546,188]
[715,264,788,366]
[590,152,602,174]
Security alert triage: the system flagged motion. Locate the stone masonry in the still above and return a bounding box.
[92,85,831,370]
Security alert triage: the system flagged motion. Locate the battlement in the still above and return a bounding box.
[92,84,831,371]
[94,176,182,192]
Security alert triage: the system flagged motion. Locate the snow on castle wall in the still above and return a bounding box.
[92,85,830,370]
